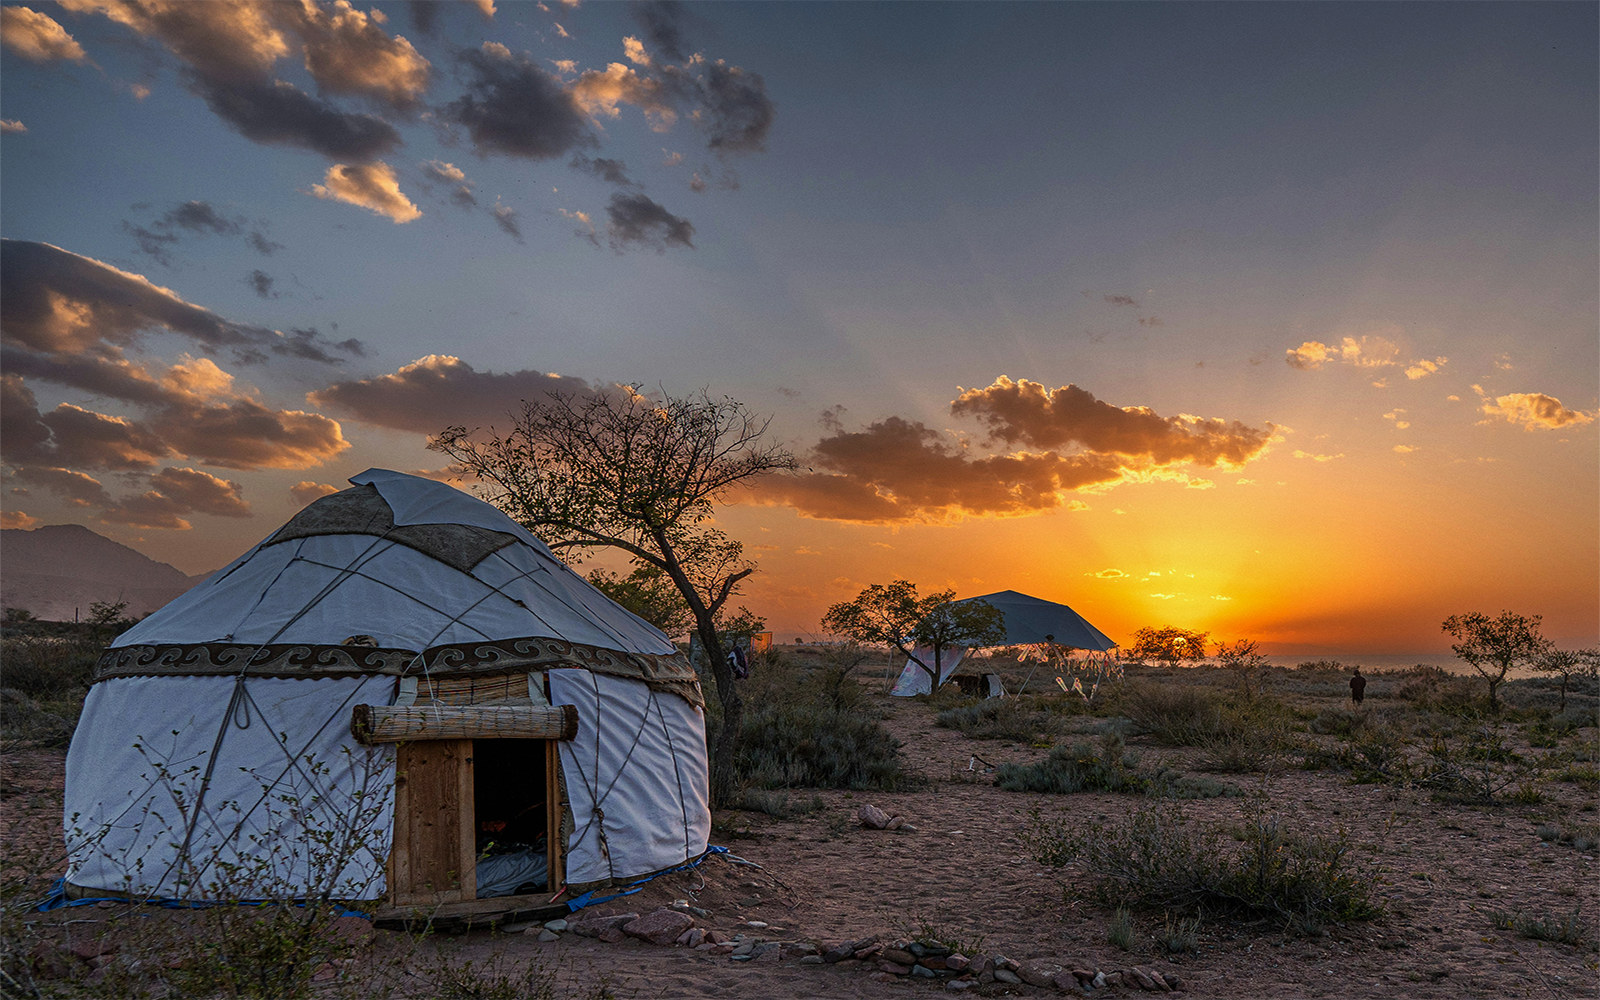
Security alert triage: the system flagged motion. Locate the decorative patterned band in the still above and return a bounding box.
[95,636,704,708]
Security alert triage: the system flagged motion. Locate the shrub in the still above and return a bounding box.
[1491,907,1589,946]
[936,696,1071,743]
[1125,685,1242,746]
[995,736,1239,799]
[1107,907,1136,950]
[1023,801,1384,927]
[738,703,910,790]
[1395,668,1482,715]
[1156,912,1200,955]
[1310,707,1369,738]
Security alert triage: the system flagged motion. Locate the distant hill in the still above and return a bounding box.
[0,524,215,622]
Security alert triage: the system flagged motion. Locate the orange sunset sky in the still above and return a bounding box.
[2,2,1595,653]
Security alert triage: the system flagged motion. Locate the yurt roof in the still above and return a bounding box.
[100,470,701,704]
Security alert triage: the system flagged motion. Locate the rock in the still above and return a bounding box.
[823,943,854,963]
[544,918,569,932]
[901,824,919,832]
[855,943,883,960]
[945,953,969,972]
[537,930,560,943]
[946,980,973,991]
[799,954,824,965]
[1018,961,1063,988]
[784,942,818,956]
[1164,972,1183,991]
[696,943,716,952]
[711,943,734,955]
[1103,971,1124,988]
[887,816,906,830]
[1128,967,1157,990]
[869,972,900,984]
[911,964,937,978]
[978,971,995,984]
[1071,967,1096,984]
[882,948,917,966]
[922,956,947,971]
[705,929,728,945]
[731,954,752,962]
[994,955,1019,972]
[1147,969,1171,991]
[1093,972,1107,989]
[731,939,759,957]
[1053,970,1081,990]
[685,928,706,948]
[597,927,626,944]
[880,961,911,975]
[742,920,769,929]
[624,909,695,946]
[751,943,781,962]
[859,804,892,829]
[68,938,117,962]
[569,912,639,937]
[993,969,1023,985]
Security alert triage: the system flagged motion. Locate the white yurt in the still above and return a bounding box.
[63,469,710,916]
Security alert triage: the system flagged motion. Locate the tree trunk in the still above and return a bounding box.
[695,614,741,808]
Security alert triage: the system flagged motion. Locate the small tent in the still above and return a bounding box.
[63,470,710,920]
[889,589,1116,696]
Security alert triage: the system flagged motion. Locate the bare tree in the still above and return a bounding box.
[431,386,796,805]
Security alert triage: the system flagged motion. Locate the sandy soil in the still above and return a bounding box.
[6,683,1599,999]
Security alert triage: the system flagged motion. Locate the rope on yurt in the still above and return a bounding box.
[654,687,694,864]
[563,670,654,883]
[160,533,400,896]
[481,547,641,651]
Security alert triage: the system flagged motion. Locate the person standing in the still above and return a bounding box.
[1349,666,1366,706]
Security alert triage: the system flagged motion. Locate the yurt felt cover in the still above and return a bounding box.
[63,470,710,900]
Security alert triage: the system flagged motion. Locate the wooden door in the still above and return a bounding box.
[389,739,476,906]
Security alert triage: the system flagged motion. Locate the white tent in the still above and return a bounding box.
[63,470,710,908]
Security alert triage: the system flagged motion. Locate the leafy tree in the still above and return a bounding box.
[1441,611,1552,712]
[1532,646,1599,712]
[2,606,36,624]
[87,599,133,630]
[588,563,694,639]
[1127,626,1210,665]
[821,580,1006,687]
[431,385,796,806]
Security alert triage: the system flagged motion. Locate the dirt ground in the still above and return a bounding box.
[5,668,1599,999]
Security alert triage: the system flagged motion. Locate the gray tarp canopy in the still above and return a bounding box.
[952,590,1117,651]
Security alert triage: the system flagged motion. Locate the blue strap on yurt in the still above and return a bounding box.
[564,844,733,913]
[34,877,372,919]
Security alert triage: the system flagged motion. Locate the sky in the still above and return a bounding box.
[1,1,1595,653]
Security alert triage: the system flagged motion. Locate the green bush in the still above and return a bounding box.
[935,696,1069,743]
[1395,668,1481,715]
[738,703,910,790]
[1023,802,1384,928]
[995,736,1238,799]
[1491,907,1589,946]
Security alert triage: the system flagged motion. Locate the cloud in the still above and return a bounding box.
[422,159,477,207]
[1381,409,1410,429]
[1089,568,1126,579]
[199,77,401,159]
[1286,333,1446,380]
[308,354,593,434]
[755,379,1278,523]
[491,199,523,241]
[606,192,694,250]
[1,119,28,133]
[9,464,250,530]
[123,200,277,265]
[632,1,689,64]
[311,161,421,222]
[570,154,635,186]
[1478,391,1595,431]
[248,270,277,298]
[1292,450,1344,462]
[446,42,594,160]
[1104,294,1137,307]
[696,60,774,153]
[755,416,1126,523]
[2,6,88,62]
[558,207,598,244]
[0,510,40,529]
[571,62,675,128]
[950,377,1277,468]
[289,0,431,108]
[1,240,355,364]
[67,1,410,159]
[1404,357,1447,380]
[1393,444,1415,453]
[290,480,340,507]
